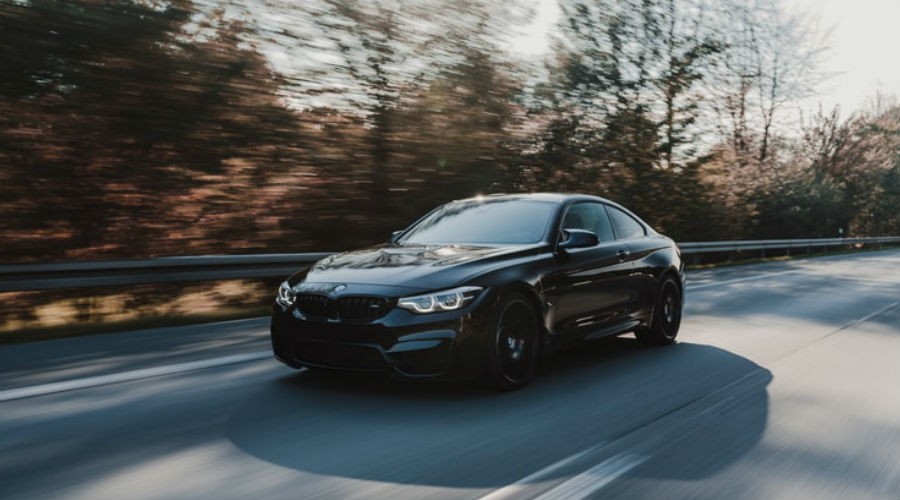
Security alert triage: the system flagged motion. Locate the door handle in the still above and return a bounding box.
[616,249,630,261]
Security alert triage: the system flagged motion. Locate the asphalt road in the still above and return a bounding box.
[1,250,898,500]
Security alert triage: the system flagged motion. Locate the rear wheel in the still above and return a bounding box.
[485,293,539,390]
[635,276,682,346]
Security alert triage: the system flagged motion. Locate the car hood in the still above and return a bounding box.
[295,243,546,294]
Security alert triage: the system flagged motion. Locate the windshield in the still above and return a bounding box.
[399,199,556,245]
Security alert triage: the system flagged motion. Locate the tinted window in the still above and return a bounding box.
[606,206,646,239]
[400,199,555,245]
[561,203,615,242]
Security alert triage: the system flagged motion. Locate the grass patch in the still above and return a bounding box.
[0,306,270,345]
[0,278,280,345]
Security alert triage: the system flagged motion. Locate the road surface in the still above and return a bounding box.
[1,250,898,499]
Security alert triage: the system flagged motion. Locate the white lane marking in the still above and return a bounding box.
[0,351,273,403]
[477,443,607,500]
[837,301,899,331]
[532,453,648,500]
[687,270,801,291]
[758,301,900,372]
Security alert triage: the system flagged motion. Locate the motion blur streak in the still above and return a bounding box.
[3,0,899,339]
[0,249,898,499]
[2,0,898,271]
[0,351,272,403]
[476,443,607,500]
[531,453,648,500]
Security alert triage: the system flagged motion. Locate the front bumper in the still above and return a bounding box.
[270,293,493,380]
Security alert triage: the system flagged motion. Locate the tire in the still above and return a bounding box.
[484,293,540,390]
[635,276,682,346]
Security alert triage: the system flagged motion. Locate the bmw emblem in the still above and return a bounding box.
[331,284,347,295]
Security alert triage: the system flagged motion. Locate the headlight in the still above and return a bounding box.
[397,286,482,314]
[276,281,296,307]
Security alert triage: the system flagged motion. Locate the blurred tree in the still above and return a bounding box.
[311,0,410,220]
[394,47,521,217]
[1,0,195,259]
[262,0,530,236]
[750,173,844,238]
[707,0,827,169]
[799,105,900,237]
[523,0,720,238]
[654,0,723,170]
[0,0,895,268]
[0,0,319,261]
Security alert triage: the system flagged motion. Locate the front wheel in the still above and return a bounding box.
[635,276,682,346]
[484,293,539,390]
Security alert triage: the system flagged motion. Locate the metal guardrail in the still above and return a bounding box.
[0,253,333,293]
[1,237,898,293]
[679,236,900,254]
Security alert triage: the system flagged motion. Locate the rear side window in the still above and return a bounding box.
[561,202,615,242]
[606,206,646,240]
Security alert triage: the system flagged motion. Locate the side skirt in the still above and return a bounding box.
[583,320,642,341]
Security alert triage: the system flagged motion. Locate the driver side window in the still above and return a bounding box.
[561,203,615,242]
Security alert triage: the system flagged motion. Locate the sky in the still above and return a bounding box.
[508,0,900,116]
[787,0,900,115]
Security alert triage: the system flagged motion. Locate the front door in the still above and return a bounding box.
[545,202,638,343]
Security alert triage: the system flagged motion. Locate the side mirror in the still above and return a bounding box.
[389,230,404,244]
[558,229,599,251]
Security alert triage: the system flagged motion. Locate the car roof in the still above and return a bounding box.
[435,192,656,236]
[454,192,616,205]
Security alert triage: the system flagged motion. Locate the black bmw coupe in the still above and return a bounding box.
[270,193,684,389]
